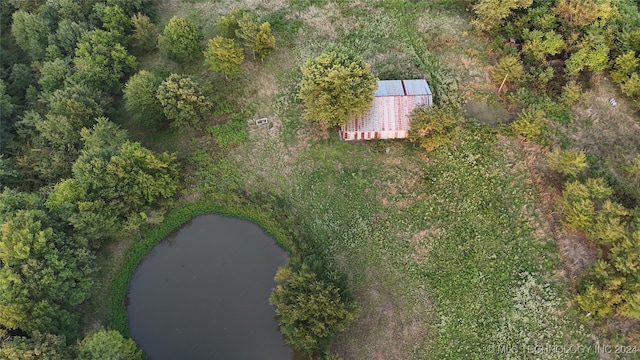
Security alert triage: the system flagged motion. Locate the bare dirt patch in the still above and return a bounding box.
[571,76,640,166]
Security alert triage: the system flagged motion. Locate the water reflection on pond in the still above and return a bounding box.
[127,215,299,359]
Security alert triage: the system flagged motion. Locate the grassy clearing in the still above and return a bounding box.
[89,0,616,358]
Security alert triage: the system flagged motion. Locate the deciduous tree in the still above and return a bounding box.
[158,16,202,61]
[298,52,377,129]
[0,332,70,360]
[11,10,50,61]
[77,329,143,360]
[0,209,95,336]
[269,261,358,356]
[72,29,137,93]
[156,74,211,128]
[124,70,165,128]
[130,13,158,53]
[216,8,245,38]
[204,36,244,79]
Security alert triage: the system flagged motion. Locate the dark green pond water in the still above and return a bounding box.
[127,215,294,359]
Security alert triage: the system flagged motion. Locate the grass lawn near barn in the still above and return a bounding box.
[90,0,616,358]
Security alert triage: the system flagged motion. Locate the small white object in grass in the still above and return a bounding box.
[386,147,390,154]
[609,98,617,107]
[255,118,268,125]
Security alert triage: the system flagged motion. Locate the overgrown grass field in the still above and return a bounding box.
[94,0,620,358]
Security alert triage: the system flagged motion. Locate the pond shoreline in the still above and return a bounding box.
[107,200,294,337]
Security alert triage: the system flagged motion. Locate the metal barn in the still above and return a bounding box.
[340,79,432,141]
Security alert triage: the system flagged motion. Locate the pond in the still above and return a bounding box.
[127,214,295,359]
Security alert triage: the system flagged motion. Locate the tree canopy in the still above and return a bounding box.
[77,329,143,360]
[204,36,244,79]
[156,74,212,128]
[269,261,358,356]
[158,16,202,61]
[124,70,166,128]
[298,51,377,129]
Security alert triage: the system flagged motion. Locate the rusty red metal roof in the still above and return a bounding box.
[341,80,432,140]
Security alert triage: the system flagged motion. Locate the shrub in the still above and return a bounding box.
[511,105,546,142]
[546,147,587,178]
[491,55,524,92]
[408,105,460,152]
[559,80,583,106]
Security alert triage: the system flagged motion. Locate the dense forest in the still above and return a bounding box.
[0,0,172,357]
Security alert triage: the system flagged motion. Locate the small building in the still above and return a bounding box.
[340,79,433,141]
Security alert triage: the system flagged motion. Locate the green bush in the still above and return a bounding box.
[408,105,460,152]
[546,147,587,178]
[511,105,547,143]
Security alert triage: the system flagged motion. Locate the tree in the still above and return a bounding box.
[471,0,533,33]
[158,16,202,61]
[77,329,143,360]
[38,58,72,94]
[49,19,87,57]
[100,5,131,39]
[0,332,71,360]
[298,52,377,129]
[546,147,587,178]
[100,141,180,210]
[254,22,276,61]
[490,55,524,91]
[236,12,259,57]
[131,13,158,53]
[0,81,16,153]
[0,209,95,336]
[124,70,166,128]
[216,8,245,38]
[11,10,50,61]
[156,74,212,128]
[522,30,565,62]
[408,105,460,152]
[204,36,244,79]
[46,118,178,246]
[511,105,547,142]
[8,63,36,101]
[72,29,138,93]
[105,0,145,17]
[269,261,358,356]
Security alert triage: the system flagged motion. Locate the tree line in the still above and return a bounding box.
[0,0,177,357]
